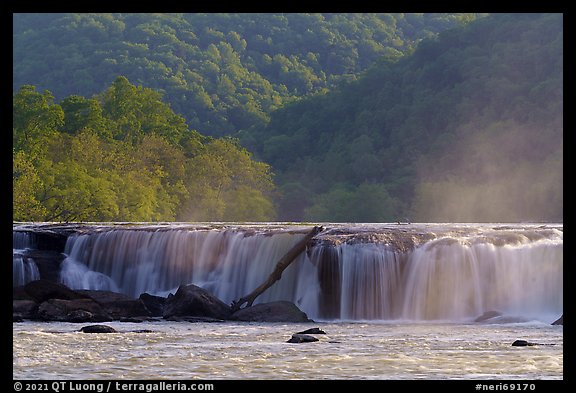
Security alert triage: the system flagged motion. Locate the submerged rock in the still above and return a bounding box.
[512,340,536,347]
[231,301,312,322]
[80,325,117,333]
[474,310,502,322]
[296,327,326,334]
[287,334,319,343]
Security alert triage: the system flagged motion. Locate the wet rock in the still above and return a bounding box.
[164,316,226,323]
[163,284,232,320]
[18,250,66,282]
[512,340,536,346]
[231,301,312,322]
[287,334,319,343]
[37,298,112,322]
[296,327,326,334]
[474,311,531,324]
[66,309,95,323]
[13,300,38,319]
[474,310,502,322]
[119,317,145,323]
[13,286,35,301]
[76,289,152,319]
[552,314,563,325]
[139,293,166,317]
[101,299,151,320]
[23,279,90,303]
[80,325,117,333]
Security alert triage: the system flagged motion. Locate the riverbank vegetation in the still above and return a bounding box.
[13,13,562,222]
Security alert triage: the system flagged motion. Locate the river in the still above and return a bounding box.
[13,319,563,380]
[13,222,563,381]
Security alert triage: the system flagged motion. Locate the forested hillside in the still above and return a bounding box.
[13,77,275,222]
[244,13,563,222]
[13,13,562,223]
[13,13,482,137]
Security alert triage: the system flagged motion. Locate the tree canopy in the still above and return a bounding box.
[13,78,276,222]
[13,13,484,137]
[245,13,563,222]
[13,13,562,223]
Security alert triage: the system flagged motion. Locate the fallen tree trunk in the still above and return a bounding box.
[230,226,323,313]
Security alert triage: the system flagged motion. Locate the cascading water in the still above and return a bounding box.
[14,223,563,322]
[60,227,320,310]
[401,236,563,321]
[13,231,40,286]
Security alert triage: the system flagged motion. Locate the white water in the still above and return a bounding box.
[13,319,563,380]
[37,222,563,322]
[13,253,40,286]
[12,223,563,381]
[13,232,40,286]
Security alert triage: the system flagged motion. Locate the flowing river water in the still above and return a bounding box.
[13,222,563,380]
[13,320,563,380]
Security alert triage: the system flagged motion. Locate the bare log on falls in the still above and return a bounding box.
[230,226,324,313]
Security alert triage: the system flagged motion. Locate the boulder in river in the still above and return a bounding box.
[512,340,536,347]
[296,327,326,334]
[77,289,152,319]
[22,279,90,303]
[139,293,167,317]
[13,300,38,320]
[37,298,112,322]
[163,284,232,320]
[231,301,312,322]
[80,325,117,333]
[287,334,319,343]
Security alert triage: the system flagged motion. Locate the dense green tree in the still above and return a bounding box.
[251,13,562,222]
[13,85,64,158]
[13,13,561,223]
[13,151,47,221]
[59,95,111,138]
[13,78,277,222]
[13,13,484,137]
[181,137,275,221]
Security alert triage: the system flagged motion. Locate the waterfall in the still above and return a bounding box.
[13,231,40,286]
[310,243,405,320]
[13,254,40,286]
[16,223,562,322]
[60,228,319,308]
[401,236,563,321]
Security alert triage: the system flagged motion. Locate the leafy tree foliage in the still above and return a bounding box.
[13,13,562,223]
[13,78,276,222]
[250,13,562,222]
[13,13,484,137]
